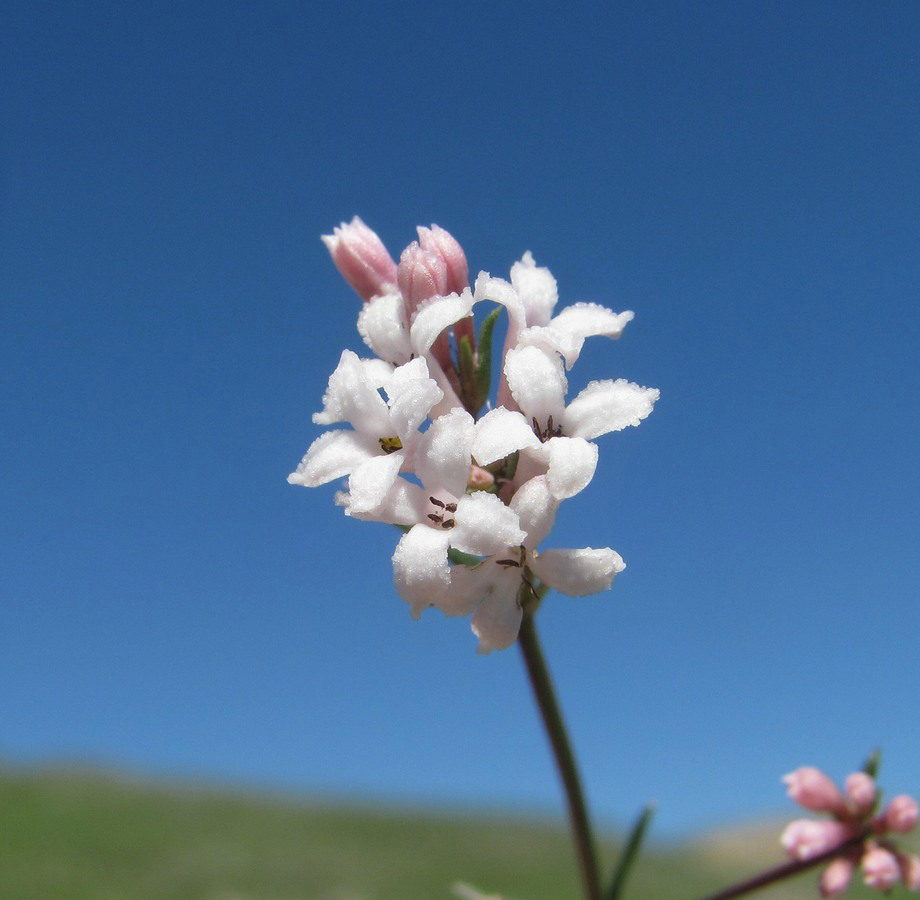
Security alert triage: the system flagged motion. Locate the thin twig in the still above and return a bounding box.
[698,832,868,900]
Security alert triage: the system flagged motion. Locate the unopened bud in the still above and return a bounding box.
[783,767,847,815]
[418,224,469,295]
[397,242,448,319]
[845,772,877,817]
[883,795,919,834]
[468,465,496,491]
[901,852,920,891]
[862,844,900,890]
[781,819,854,861]
[322,216,398,302]
[820,857,855,899]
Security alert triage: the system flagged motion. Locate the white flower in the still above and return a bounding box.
[473,253,635,407]
[440,476,625,653]
[288,350,443,514]
[342,408,526,617]
[356,288,475,414]
[472,345,658,499]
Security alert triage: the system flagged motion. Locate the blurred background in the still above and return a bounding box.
[2,1,919,895]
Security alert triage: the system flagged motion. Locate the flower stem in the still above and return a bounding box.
[698,833,868,900]
[517,610,602,900]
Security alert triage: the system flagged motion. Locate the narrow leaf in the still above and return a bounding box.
[606,803,655,900]
[863,748,882,779]
[474,306,502,406]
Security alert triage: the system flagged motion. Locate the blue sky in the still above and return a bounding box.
[2,1,919,841]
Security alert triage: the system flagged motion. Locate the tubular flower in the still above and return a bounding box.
[287,351,442,514]
[780,763,920,897]
[290,220,658,651]
[437,476,625,653]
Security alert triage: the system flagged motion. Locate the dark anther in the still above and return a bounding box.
[441,518,455,529]
[378,436,404,454]
[427,513,443,524]
[444,502,458,513]
[429,496,446,508]
[531,414,563,443]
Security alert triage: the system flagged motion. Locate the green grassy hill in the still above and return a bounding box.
[0,767,913,899]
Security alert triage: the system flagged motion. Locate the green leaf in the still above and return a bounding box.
[605,803,655,900]
[458,334,475,388]
[474,306,502,407]
[448,547,481,566]
[862,748,882,779]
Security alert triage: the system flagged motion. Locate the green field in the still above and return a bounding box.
[0,767,914,899]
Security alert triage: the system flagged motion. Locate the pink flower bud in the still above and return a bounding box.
[397,242,449,319]
[862,844,900,890]
[883,795,919,834]
[900,852,920,891]
[781,819,855,861]
[417,224,469,296]
[322,216,398,302]
[845,772,877,817]
[783,767,847,815]
[468,465,496,491]
[820,857,855,898]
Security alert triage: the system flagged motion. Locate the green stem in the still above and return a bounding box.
[517,611,602,900]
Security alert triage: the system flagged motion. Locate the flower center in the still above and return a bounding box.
[378,435,403,454]
[531,415,563,443]
[426,495,457,529]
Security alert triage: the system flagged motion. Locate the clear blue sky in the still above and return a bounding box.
[2,1,919,840]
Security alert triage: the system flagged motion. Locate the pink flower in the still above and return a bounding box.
[900,852,920,891]
[862,844,900,890]
[417,224,469,296]
[783,767,847,816]
[322,216,398,302]
[883,794,919,834]
[845,772,876,817]
[781,819,855,861]
[820,857,855,898]
[397,241,449,318]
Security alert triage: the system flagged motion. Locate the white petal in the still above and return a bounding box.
[345,451,407,514]
[361,357,397,392]
[516,324,583,371]
[544,436,598,499]
[415,408,475,498]
[504,345,567,427]
[510,475,558,547]
[471,585,524,653]
[287,430,376,487]
[435,561,508,617]
[357,293,412,364]
[530,547,625,597]
[510,251,558,326]
[548,303,634,366]
[313,349,393,436]
[393,526,451,618]
[472,407,540,466]
[474,271,526,409]
[343,478,426,527]
[409,288,475,356]
[451,492,526,557]
[562,379,659,440]
[384,357,443,442]
[473,272,524,332]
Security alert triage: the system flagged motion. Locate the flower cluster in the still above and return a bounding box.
[781,765,920,897]
[289,217,658,652]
